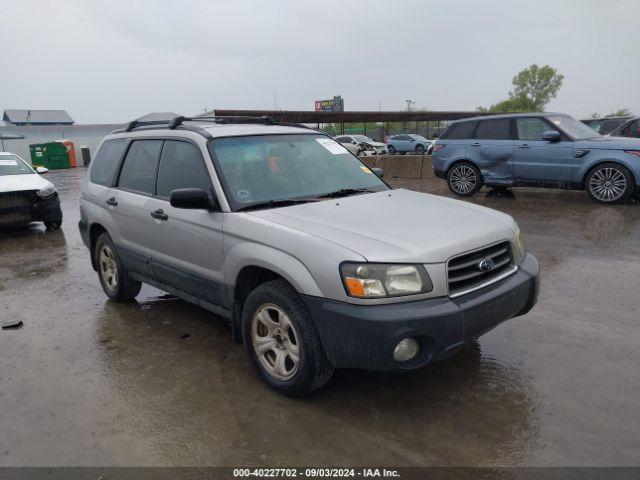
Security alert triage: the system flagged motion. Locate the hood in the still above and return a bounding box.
[575,136,640,150]
[0,173,51,194]
[248,189,517,263]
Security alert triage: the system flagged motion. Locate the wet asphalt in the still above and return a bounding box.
[0,168,639,467]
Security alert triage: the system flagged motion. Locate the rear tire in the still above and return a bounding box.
[242,279,334,397]
[586,162,634,204]
[94,233,142,301]
[447,161,483,196]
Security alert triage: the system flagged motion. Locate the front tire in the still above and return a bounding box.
[387,145,396,155]
[586,163,634,204]
[44,214,63,231]
[94,233,142,301]
[242,279,334,397]
[415,144,425,155]
[447,161,483,196]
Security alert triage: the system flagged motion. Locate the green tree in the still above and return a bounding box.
[606,108,633,117]
[480,64,564,112]
[510,64,564,111]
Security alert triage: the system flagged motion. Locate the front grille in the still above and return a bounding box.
[447,241,515,297]
[0,190,35,224]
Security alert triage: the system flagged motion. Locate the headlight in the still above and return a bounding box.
[341,263,433,298]
[513,228,526,265]
[36,184,57,199]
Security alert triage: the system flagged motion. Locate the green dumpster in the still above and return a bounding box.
[29,142,71,170]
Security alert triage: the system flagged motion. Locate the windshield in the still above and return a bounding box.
[0,154,34,176]
[209,134,389,210]
[353,135,375,143]
[548,115,601,140]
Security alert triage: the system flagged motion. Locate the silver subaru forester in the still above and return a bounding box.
[79,116,539,397]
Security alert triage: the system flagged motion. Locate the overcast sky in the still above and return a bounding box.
[1,0,638,123]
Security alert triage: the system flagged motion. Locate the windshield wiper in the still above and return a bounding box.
[314,188,375,199]
[236,198,318,212]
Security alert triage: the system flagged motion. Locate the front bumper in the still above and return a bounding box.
[0,191,61,227]
[434,168,447,179]
[302,253,539,371]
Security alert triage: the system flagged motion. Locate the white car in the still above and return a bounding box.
[335,135,388,156]
[0,152,63,230]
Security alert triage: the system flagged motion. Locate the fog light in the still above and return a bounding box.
[393,338,420,362]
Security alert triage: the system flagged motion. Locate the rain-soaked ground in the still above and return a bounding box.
[1,168,639,467]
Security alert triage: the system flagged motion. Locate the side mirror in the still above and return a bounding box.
[170,188,213,210]
[372,167,384,178]
[542,130,561,142]
[410,138,416,142]
[36,166,49,174]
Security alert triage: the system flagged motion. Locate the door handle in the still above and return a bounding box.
[518,144,531,148]
[470,143,482,147]
[106,197,118,207]
[150,209,169,221]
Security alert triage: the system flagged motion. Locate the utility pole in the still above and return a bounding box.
[405,99,415,112]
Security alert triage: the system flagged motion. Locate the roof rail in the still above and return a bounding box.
[168,115,276,128]
[112,115,311,135]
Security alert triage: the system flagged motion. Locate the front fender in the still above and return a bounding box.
[579,154,640,185]
[225,242,323,297]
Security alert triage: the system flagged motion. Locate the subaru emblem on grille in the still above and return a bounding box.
[478,258,494,272]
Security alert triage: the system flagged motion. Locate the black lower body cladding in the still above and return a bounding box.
[302,253,539,372]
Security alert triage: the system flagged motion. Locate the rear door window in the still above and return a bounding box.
[156,141,211,199]
[475,119,512,140]
[630,120,640,138]
[90,139,128,186]
[443,121,477,140]
[117,140,163,195]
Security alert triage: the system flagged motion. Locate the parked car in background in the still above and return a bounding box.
[432,113,640,204]
[335,135,388,156]
[0,152,63,230]
[608,116,640,139]
[582,116,632,135]
[79,116,539,396]
[386,134,432,155]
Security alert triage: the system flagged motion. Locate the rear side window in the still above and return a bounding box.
[630,120,640,138]
[335,136,351,143]
[156,141,211,199]
[90,139,127,186]
[117,140,162,195]
[475,119,511,140]
[442,121,477,140]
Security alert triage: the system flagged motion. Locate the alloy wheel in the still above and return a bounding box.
[589,167,627,202]
[99,245,118,292]
[251,303,300,381]
[450,165,477,194]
